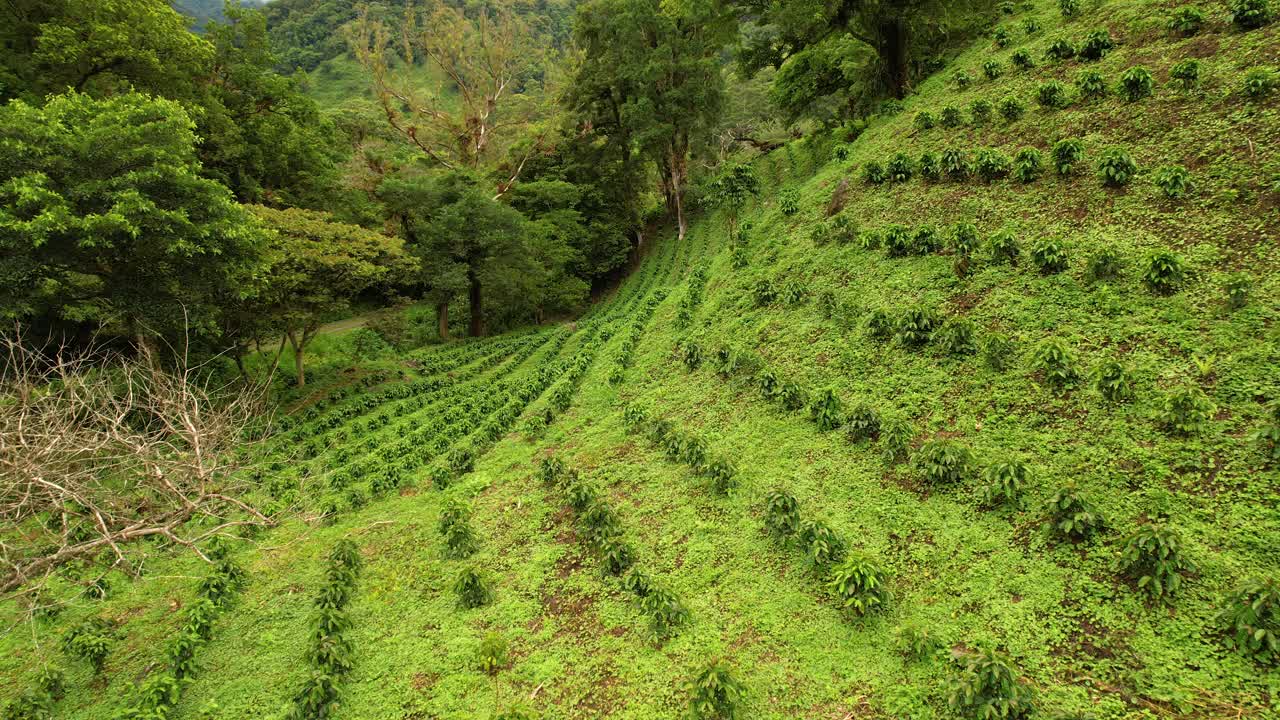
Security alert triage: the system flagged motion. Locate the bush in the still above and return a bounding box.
[912,225,942,254]
[935,318,978,356]
[1226,272,1252,310]
[974,148,1011,182]
[942,148,971,180]
[999,96,1026,121]
[476,633,508,674]
[1037,80,1069,109]
[1045,38,1076,61]
[1079,29,1115,61]
[880,415,914,464]
[970,99,993,125]
[1158,386,1215,435]
[844,403,881,441]
[1170,6,1205,34]
[828,556,892,616]
[830,213,859,244]
[1118,67,1155,101]
[919,151,942,181]
[914,111,936,130]
[897,307,939,347]
[439,499,478,559]
[455,567,492,609]
[940,105,964,128]
[1024,18,1040,33]
[981,461,1027,508]
[983,332,1016,371]
[797,519,847,569]
[1030,237,1069,275]
[954,70,973,88]
[993,26,1013,47]
[952,222,979,277]
[988,229,1020,265]
[681,340,704,370]
[764,489,802,539]
[63,620,112,673]
[886,153,914,182]
[753,279,777,306]
[640,585,690,639]
[866,309,895,340]
[1117,525,1191,600]
[778,279,806,305]
[947,648,1035,720]
[1097,147,1138,187]
[1230,0,1273,29]
[779,188,800,215]
[1092,360,1135,402]
[1059,0,1080,17]
[1142,250,1188,294]
[685,662,746,720]
[983,59,1004,80]
[810,388,844,432]
[1012,147,1043,183]
[896,624,942,661]
[1244,67,1277,98]
[1170,59,1201,89]
[917,439,975,484]
[1050,137,1087,178]
[883,224,912,258]
[1032,338,1081,389]
[1218,578,1280,662]
[1154,165,1193,199]
[1085,248,1123,282]
[1044,483,1104,540]
[1077,69,1107,98]
[1011,48,1034,69]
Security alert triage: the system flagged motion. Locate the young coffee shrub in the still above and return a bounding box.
[1117,525,1191,600]
[778,381,807,412]
[1097,147,1138,187]
[817,290,838,320]
[779,188,800,215]
[1118,67,1155,101]
[914,153,941,183]
[828,556,892,616]
[454,567,492,609]
[439,499,478,559]
[1059,0,1080,17]
[844,403,881,441]
[940,105,964,128]
[1078,29,1116,60]
[764,489,802,539]
[896,624,942,661]
[1158,386,1215,435]
[917,439,975,484]
[935,318,978,356]
[942,148,970,180]
[897,307,940,347]
[1052,138,1086,176]
[1044,483,1105,541]
[1225,272,1252,310]
[1169,6,1205,34]
[879,415,914,464]
[970,98,994,125]
[1170,59,1201,89]
[753,278,777,306]
[993,26,1013,47]
[954,70,974,88]
[1085,248,1123,282]
[1012,147,1043,183]
[1230,0,1273,29]
[1077,69,1107,98]
[1142,250,1188,294]
[981,460,1027,508]
[1030,237,1069,275]
[1046,38,1077,61]
[912,224,942,254]
[887,153,914,182]
[999,95,1026,121]
[1024,17,1040,33]
[63,620,112,673]
[797,519,847,570]
[863,160,888,185]
[1037,80,1070,109]
[1032,338,1081,389]
[951,222,979,277]
[778,280,806,305]
[830,213,859,244]
[476,633,508,674]
[866,309,895,341]
[810,388,844,432]
[1092,359,1135,402]
[1011,48,1034,69]
[858,228,882,250]
[1244,67,1277,98]
[641,585,690,640]
[883,224,913,257]
[685,662,746,720]
[1218,578,1280,662]
[681,340,704,370]
[947,648,1036,719]
[1154,165,1193,199]
[622,568,653,598]
[983,59,1004,80]
[988,228,1020,265]
[983,332,1016,371]
[730,245,748,269]
[975,148,1012,182]
[598,535,636,575]
[914,111,937,130]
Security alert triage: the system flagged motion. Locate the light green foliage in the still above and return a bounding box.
[797,519,847,570]
[1077,69,1107,98]
[913,225,942,254]
[917,439,975,484]
[946,648,1035,719]
[993,26,1013,48]
[981,461,1027,508]
[1037,80,1070,109]
[685,662,745,720]
[1118,66,1155,101]
[827,556,892,616]
[880,415,914,464]
[955,70,974,89]
[1170,59,1201,89]
[896,624,942,660]
[641,585,689,639]
[810,388,845,432]
[1044,484,1105,540]
[999,95,1026,121]
[1030,237,1070,275]
[1243,67,1276,98]
[1032,338,1081,389]
[1143,251,1189,294]
[439,499,478,559]
[1092,360,1135,402]
[1097,147,1138,187]
[62,620,112,673]
[1158,386,1215,435]
[844,403,881,442]
[1225,272,1252,310]
[1046,38,1077,62]
[1219,579,1280,662]
[1117,525,1191,600]
[1169,6,1205,34]
[475,633,508,674]
[764,489,802,539]
[935,317,978,355]
[1154,165,1194,199]
[943,148,971,180]
[779,188,801,214]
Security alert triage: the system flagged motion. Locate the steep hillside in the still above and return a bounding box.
[3,0,1278,718]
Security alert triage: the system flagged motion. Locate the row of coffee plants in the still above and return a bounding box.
[286,539,362,720]
[540,457,692,641]
[675,267,710,330]
[609,289,670,385]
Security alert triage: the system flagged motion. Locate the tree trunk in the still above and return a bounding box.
[666,144,688,242]
[286,329,306,388]
[467,270,485,337]
[436,301,450,341]
[880,18,909,98]
[233,349,249,381]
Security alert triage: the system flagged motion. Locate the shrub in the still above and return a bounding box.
[981,461,1027,508]
[1118,67,1155,101]
[913,225,942,254]
[947,648,1035,720]
[988,229,1020,265]
[1011,48,1034,69]
[951,222,979,277]
[1226,272,1252,310]
[1218,578,1280,662]
[778,280,806,305]
[439,499,478,559]
[919,151,942,181]
[1230,0,1273,29]
[954,70,974,88]
[830,213,859,244]
[797,519,847,569]
[685,662,745,720]
[880,415,913,464]
[1032,338,1081,389]
[1170,59,1201,89]
[940,105,964,128]
[1158,386,1215,435]
[974,148,1011,182]
[476,633,508,674]
[730,245,748,269]
[816,290,838,319]
[1142,250,1188,294]
[1012,147,1043,183]
[810,388,844,432]
[1059,0,1080,17]
[1046,38,1077,61]
[1036,80,1069,109]
[886,153,914,182]
[862,160,887,185]
[779,188,800,215]
[754,279,777,306]
[983,332,1016,371]
[1117,525,1191,600]
[970,98,994,125]
[1077,69,1107,98]
[778,381,807,412]
[993,26,1013,47]
[844,403,881,441]
[1052,138,1085,176]
[1044,484,1104,541]
[935,318,978,356]
[681,340,704,370]
[828,556,892,616]
[897,307,939,347]
[1079,29,1115,61]
[896,624,942,661]
[598,534,636,574]
[641,585,690,639]
[1170,6,1205,34]
[883,224,913,257]
[1085,248,1123,282]
[63,620,111,673]
[764,489,802,539]
[1030,237,1069,275]
[1092,360,1135,402]
[1244,67,1277,98]
[455,567,492,609]
[942,148,970,180]
[866,309,895,340]
[914,111,936,131]
[999,95,1026,121]
[917,439,975,484]
[1154,165,1193,199]
[1097,147,1138,187]
[983,59,1003,80]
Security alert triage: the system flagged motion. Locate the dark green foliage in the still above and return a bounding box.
[914,111,936,130]
[993,26,1012,48]
[935,318,978,356]
[454,567,492,609]
[1158,386,1215,435]
[1218,578,1280,662]
[1097,147,1138,187]
[897,307,939,347]
[940,105,964,128]
[476,633,508,674]
[988,229,1020,265]
[1244,67,1276,98]
[1076,69,1107,99]
[983,333,1016,371]
[951,222,979,277]
[1117,526,1191,600]
[1154,165,1193,199]
[862,160,888,185]
[1092,360,1135,402]
[1024,17,1040,32]
[1044,484,1105,541]
[912,225,942,254]
[1170,59,1201,89]
[884,224,913,257]
[753,279,777,306]
[1118,67,1155,101]
[999,96,1026,121]
[778,280,806,305]
[983,59,1003,80]
[1011,48,1034,69]
[1085,248,1124,282]
[917,439,975,484]
[778,381,807,412]
[830,214,859,244]
[866,309,895,340]
[1030,237,1069,275]
[439,499,478,559]
[810,388,844,432]
[1060,0,1080,16]
[1046,38,1076,61]
[1229,0,1273,29]
[970,99,993,125]
[844,403,881,441]
[942,148,971,180]
[681,339,704,370]
[981,461,1027,508]
[1036,80,1069,109]
[974,149,1011,182]
[779,188,800,215]
[1143,251,1188,294]
[954,70,974,89]
[764,489,802,539]
[704,458,738,495]
[640,585,690,639]
[828,556,892,616]
[887,153,914,182]
[1169,6,1206,34]
[1032,338,1081,389]
[797,519,847,570]
[1012,147,1043,183]
[63,620,111,673]
[879,415,914,464]
[1226,273,1252,310]
[1052,138,1086,176]
[946,648,1035,720]
[685,662,745,720]
[597,535,636,575]
[919,152,942,181]
[1079,29,1116,61]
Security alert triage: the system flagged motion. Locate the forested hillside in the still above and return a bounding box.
[2,0,1278,719]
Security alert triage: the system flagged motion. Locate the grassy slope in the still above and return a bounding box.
[3,0,1279,718]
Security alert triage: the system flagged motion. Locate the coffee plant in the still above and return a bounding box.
[1098,147,1138,187]
[1011,48,1034,69]
[439,499,478,559]
[919,151,942,181]
[1230,0,1273,28]
[1032,338,1081,389]
[1143,250,1188,294]
[970,98,993,125]
[753,278,777,306]
[1030,237,1069,275]
[988,228,1021,265]
[476,633,509,674]
[1226,272,1252,310]
[1118,67,1155,101]
[681,339,704,370]
[778,381,807,412]
[62,619,112,673]
[686,662,746,720]
[1092,359,1135,402]
[1012,147,1043,183]
[1052,138,1086,176]
[844,403,881,441]
[935,318,978,356]
[1169,6,1205,34]
[764,489,802,539]
[1085,248,1123,282]
[866,309,895,341]
[954,70,973,88]
[641,585,690,639]
[1244,67,1276,98]
[896,624,942,661]
[975,148,1012,182]
[999,95,1026,121]
[1037,80,1069,109]
[1060,0,1080,16]
[1154,165,1193,199]
[940,105,964,128]
[983,59,1003,80]
[810,388,844,432]
[1024,17,1040,32]
[1077,69,1107,98]
[863,160,888,185]
[993,26,1012,47]
[455,567,492,609]
[1158,386,1215,435]
[1117,525,1191,600]
[943,148,971,180]
[798,519,847,570]
[879,415,914,464]
[285,539,362,720]
[917,439,975,484]
[1079,29,1115,60]
[887,152,914,182]
[952,222,979,277]
[1218,578,1280,662]
[983,332,1016,371]
[1170,59,1201,89]
[981,460,1027,508]
[884,224,913,257]
[704,458,738,495]
[897,307,940,347]
[1044,483,1104,541]
[914,111,937,131]
[946,648,1035,720]
[1046,38,1077,61]
[779,188,799,215]
[828,556,892,616]
[913,225,942,254]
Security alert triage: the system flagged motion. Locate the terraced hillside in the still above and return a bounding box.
[2,0,1279,718]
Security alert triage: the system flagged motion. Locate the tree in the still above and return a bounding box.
[246,205,415,386]
[0,91,265,346]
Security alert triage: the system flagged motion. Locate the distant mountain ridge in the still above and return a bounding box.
[172,0,268,30]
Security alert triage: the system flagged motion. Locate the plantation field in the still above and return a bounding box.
[3,0,1279,717]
